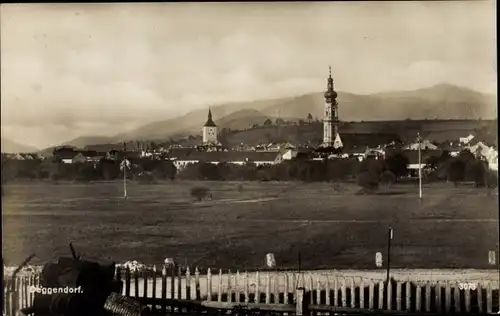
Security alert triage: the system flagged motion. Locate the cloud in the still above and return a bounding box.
[0,2,496,148]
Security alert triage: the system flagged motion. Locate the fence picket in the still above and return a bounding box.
[228,270,233,303]
[435,281,441,313]
[341,277,347,308]
[274,273,280,304]
[207,268,212,302]
[368,280,374,309]
[477,283,483,313]
[378,281,384,310]
[465,283,471,312]
[454,282,461,312]
[333,276,339,308]
[235,270,240,303]
[194,267,200,300]
[415,283,421,312]
[170,266,175,300]
[255,271,260,303]
[161,266,167,314]
[284,273,289,305]
[315,276,321,305]
[405,280,411,311]
[186,267,191,301]
[177,265,182,300]
[244,271,250,303]
[359,279,364,309]
[425,281,431,312]
[386,280,392,311]
[445,282,451,312]
[125,267,131,297]
[350,277,355,308]
[152,265,157,313]
[396,281,401,311]
[217,269,222,303]
[486,281,492,313]
[134,269,139,298]
[265,273,271,304]
[309,274,314,305]
[143,268,148,299]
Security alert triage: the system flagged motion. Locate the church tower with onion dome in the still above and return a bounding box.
[322,66,342,149]
[202,106,218,145]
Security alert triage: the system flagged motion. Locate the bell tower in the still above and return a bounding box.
[202,106,218,145]
[323,66,342,149]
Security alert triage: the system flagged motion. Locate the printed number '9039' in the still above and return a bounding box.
[458,283,477,290]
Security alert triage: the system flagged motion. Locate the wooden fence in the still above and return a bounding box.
[3,266,500,315]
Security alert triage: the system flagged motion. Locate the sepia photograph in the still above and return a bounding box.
[1,2,498,315]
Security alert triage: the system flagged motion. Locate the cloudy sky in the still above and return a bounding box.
[1,1,497,149]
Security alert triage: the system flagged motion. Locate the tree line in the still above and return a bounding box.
[1,150,497,189]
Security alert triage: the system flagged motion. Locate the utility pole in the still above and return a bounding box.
[121,142,129,200]
[386,227,393,285]
[417,132,423,200]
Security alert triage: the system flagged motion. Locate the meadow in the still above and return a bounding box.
[2,180,499,270]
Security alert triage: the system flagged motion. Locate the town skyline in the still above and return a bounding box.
[1,1,497,148]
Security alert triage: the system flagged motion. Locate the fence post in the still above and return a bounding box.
[368,280,374,309]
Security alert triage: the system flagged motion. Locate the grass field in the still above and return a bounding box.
[2,180,499,270]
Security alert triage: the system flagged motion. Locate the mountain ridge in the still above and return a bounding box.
[56,83,496,149]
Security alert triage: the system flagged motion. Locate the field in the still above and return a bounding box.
[2,181,499,270]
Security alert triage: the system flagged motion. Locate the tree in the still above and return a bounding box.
[447,157,466,186]
[307,113,313,123]
[263,118,273,126]
[380,170,396,188]
[275,118,285,125]
[384,153,409,179]
[190,186,210,201]
[356,157,382,193]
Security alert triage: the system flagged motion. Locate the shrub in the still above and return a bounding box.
[190,186,210,201]
[357,170,379,193]
[380,170,396,188]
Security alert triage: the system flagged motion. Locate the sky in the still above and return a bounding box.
[1,2,497,149]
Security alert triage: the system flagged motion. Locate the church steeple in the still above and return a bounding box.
[204,106,216,127]
[322,66,341,149]
[202,106,218,146]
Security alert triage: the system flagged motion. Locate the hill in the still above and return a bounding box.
[44,84,497,149]
[1,138,39,154]
[61,136,114,149]
[115,84,496,141]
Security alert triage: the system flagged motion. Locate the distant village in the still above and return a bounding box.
[2,68,498,174]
